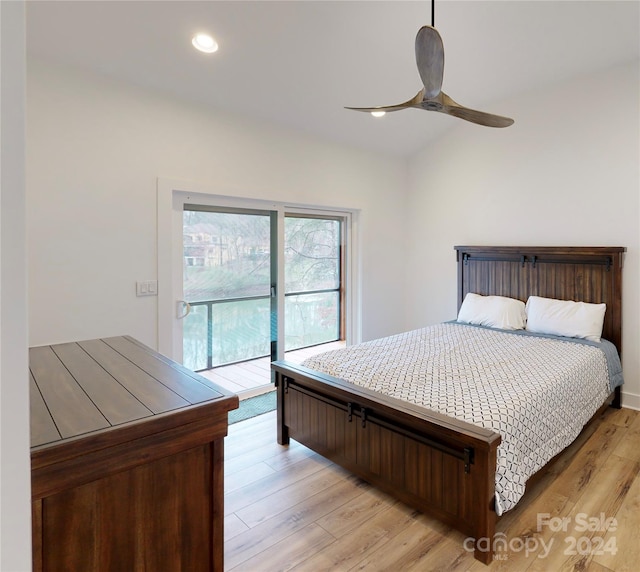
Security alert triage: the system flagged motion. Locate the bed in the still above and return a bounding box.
[271,245,625,564]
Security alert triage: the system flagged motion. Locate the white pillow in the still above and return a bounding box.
[525,296,606,342]
[457,293,527,331]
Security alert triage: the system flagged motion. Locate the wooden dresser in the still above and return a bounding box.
[29,335,238,571]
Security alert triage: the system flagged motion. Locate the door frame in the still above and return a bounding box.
[157,178,361,364]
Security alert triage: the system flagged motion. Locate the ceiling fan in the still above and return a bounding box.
[346,0,514,128]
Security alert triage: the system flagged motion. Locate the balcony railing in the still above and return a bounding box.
[183,289,340,372]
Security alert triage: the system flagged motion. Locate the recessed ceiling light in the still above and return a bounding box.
[371,111,386,118]
[192,33,218,54]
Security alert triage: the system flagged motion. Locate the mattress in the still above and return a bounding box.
[301,322,620,515]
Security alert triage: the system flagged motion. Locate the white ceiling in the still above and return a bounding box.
[26,1,640,157]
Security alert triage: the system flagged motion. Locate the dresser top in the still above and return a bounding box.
[30,335,238,450]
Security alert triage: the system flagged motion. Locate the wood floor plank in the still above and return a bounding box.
[481,491,574,571]
[611,410,640,462]
[225,428,275,454]
[405,532,478,572]
[315,487,393,538]
[578,563,616,572]
[237,359,270,375]
[234,466,355,529]
[225,461,277,494]
[592,471,640,572]
[225,477,369,570]
[525,453,640,572]
[603,405,637,428]
[219,363,266,387]
[543,419,624,503]
[348,519,448,571]
[229,523,336,572]
[225,429,303,465]
[566,453,639,527]
[225,453,332,516]
[263,443,331,472]
[200,371,246,394]
[225,427,280,461]
[201,365,263,390]
[292,501,419,572]
[223,407,640,571]
[224,513,249,543]
[224,439,309,476]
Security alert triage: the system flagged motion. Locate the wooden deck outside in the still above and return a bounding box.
[198,341,345,398]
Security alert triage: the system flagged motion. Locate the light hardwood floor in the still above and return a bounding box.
[224,406,640,571]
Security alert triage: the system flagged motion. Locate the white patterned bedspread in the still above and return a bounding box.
[301,323,611,515]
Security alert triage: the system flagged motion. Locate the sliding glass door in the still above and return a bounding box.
[182,207,276,371]
[179,203,346,394]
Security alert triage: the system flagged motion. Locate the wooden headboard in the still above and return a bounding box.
[454,246,626,355]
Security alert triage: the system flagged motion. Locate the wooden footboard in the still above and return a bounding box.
[270,245,625,565]
[272,361,502,564]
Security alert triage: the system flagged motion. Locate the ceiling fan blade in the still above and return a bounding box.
[345,90,425,113]
[437,92,514,128]
[345,23,514,128]
[415,26,444,98]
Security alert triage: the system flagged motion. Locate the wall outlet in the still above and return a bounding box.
[136,280,158,297]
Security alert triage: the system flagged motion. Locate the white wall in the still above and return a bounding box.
[26,59,408,350]
[26,56,640,404]
[405,61,640,408]
[0,2,31,570]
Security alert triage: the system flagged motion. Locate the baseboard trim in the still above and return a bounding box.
[621,390,640,411]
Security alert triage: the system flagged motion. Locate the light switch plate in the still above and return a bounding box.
[136,280,158,297]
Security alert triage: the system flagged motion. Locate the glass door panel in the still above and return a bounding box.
[284,216,341,351]
[182,303,209,371]
[211,298,271,367]
[284,291,339,351]
[182,208,273,372]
